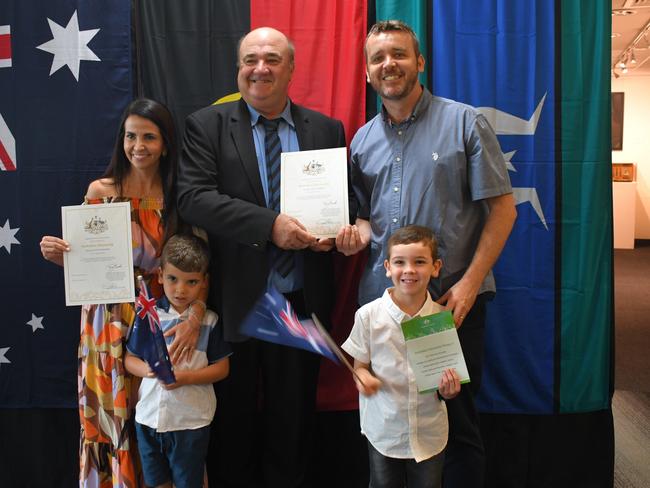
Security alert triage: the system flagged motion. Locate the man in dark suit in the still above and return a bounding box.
[177,27,346,488]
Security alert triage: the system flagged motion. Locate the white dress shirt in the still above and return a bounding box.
[342,288,448,462]
[132,303,231,433]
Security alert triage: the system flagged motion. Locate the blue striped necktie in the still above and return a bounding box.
[260,116,293,277]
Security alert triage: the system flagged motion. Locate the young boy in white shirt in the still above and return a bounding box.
[342,225,461,488]
[125,234,231,488]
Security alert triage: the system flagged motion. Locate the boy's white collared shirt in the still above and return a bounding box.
[342,288,448,462]
[132,300,231,433]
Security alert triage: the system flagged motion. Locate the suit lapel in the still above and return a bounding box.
[231,99,266,206]
[292,104,315,151]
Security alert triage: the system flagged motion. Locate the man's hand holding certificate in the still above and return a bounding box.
[280,147,349,238]
[401,310,470,393]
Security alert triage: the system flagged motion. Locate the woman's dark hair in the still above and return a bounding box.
[102,98,181,241]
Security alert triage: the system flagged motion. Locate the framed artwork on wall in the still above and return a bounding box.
[612,92,624,151]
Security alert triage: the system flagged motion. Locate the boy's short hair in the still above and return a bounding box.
[387,225,438,260]
[160,234,210,274]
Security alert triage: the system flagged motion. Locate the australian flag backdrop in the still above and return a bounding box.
[0,1,132,408]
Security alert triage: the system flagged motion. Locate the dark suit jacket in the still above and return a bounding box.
[177,98,346,341]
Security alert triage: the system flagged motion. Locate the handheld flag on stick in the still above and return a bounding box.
[129,276,176,384]
[310,313,366,388]
[239,285,365,386]
[240,286,340,363]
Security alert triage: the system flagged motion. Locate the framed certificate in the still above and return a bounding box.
[280,147,349,238]
[62,202,135,306]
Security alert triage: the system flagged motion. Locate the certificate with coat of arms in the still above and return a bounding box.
[61,202,134,306]
[280,146,349,238]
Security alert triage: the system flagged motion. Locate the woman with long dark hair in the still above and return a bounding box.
[40,98,204,487]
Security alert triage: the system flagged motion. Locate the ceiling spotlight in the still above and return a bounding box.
[611,32,621,38]
[630,50,637,64]
[612,9,635,16]
[619,60,626,69]
[622,66,628,74]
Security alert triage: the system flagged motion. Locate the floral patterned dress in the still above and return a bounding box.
[78,196,164,488]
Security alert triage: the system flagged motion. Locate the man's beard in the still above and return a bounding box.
[373,70,419,101]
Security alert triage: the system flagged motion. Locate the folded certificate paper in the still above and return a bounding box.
[401,311,470,393]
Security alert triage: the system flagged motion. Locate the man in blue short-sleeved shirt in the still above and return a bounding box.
[336,20,517,488]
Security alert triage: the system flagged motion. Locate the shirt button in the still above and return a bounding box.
[398,130,403,135]
[253,243,259,247]
[393,187,399,192]
[396,157,401,162]
[392,218,398,223]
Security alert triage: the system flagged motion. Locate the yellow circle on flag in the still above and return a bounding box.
[213,93,242,105]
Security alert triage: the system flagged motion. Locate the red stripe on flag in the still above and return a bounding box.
[0,139,16,171]
[250,0,367,147]
[0,34,11,60]
[250,0,368,411]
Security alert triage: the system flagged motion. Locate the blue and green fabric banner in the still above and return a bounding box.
[428,0,611,414]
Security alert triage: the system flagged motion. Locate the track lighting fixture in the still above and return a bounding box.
[612,19,650,74]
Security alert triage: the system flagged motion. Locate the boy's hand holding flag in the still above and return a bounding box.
[128,276,176,384]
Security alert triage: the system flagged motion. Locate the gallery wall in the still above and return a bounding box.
[612,75,650,238]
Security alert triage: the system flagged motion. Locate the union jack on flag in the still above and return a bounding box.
[128,277,176,384]
[136,276,160,333]
[0,112,16,171]
[240,285,340,363]
[0,25,10,68]
[278,301,310,339]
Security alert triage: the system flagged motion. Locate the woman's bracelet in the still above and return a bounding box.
[187,300,206,330]
[190,300,206,315]
[186,312,201,331]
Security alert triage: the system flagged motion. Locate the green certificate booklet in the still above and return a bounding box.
[401,311,471,393]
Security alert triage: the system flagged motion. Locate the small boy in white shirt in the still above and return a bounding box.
[125,234,231,488]
[342,225,460,488]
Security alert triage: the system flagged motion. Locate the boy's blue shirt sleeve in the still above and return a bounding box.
[207,314,232,364]
[125,332,139,357]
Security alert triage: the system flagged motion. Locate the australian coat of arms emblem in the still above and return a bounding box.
[302,159,325,175]
[84,215,108,234]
